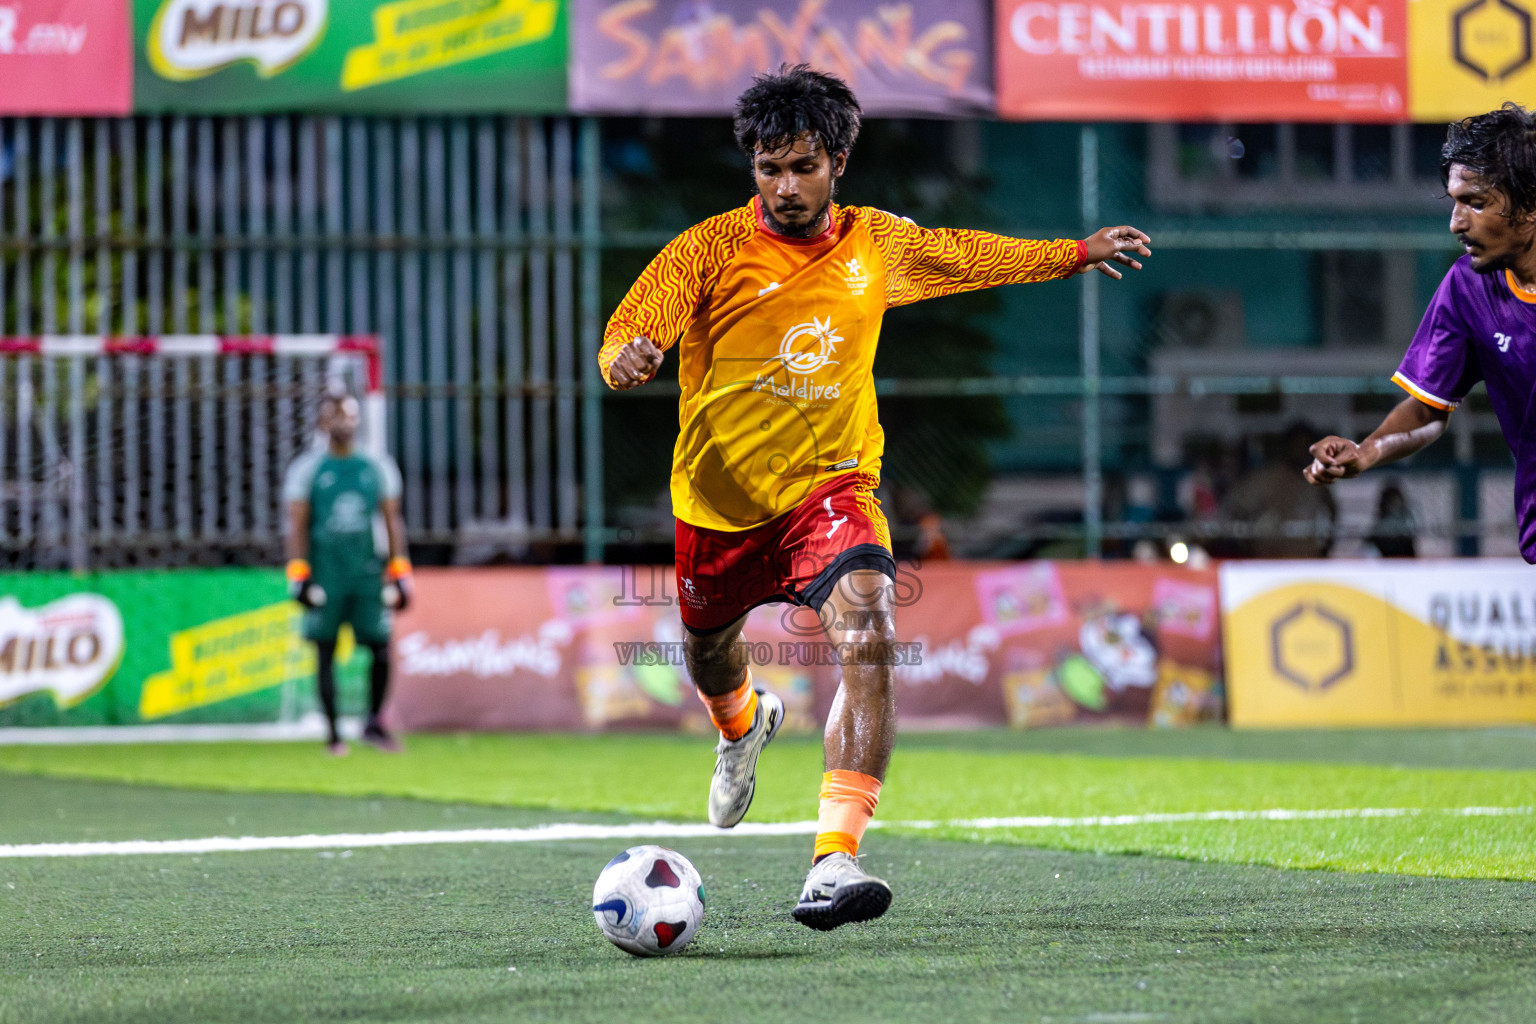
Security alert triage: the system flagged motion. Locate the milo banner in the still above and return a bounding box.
[1222,560,1536,727]
[133,0,568,113]
[569,0,993,116]
[0,569,365,727]
[389,562,1223,732]
[0,0,132,114]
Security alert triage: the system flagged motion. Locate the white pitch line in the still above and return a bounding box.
[0,806,1529,859]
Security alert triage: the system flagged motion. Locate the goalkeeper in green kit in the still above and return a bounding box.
[283,394,411,755]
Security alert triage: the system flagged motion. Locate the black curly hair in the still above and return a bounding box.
[733,63,862,159]
[1442,102,1536,220]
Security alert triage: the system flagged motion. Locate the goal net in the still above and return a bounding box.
[0,335,384,571]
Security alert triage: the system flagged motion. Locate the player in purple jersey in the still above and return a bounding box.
[1306,103,1536,561]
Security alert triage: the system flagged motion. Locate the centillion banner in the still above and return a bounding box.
[1408,0,1536,121]
[1222,560,1536,727]
[996,0,1408,121]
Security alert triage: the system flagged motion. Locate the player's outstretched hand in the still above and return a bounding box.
[1304,436,1366,485]
[609,336,664,389]
[1080,226,1152,280]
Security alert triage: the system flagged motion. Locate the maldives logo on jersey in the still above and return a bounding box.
[752,317,843,402]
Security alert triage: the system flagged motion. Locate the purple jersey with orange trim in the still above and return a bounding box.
[1393,255,1536,561]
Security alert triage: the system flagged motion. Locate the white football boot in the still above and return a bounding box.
[707,689,785,828]
[792,852,892,930]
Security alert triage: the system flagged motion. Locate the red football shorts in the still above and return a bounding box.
[674,472,896,635]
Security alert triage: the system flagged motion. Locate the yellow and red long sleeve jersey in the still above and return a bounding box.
[600,198,1084,532]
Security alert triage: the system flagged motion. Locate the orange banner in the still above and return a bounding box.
[388,562,1223,733]
[996,0,1408,121]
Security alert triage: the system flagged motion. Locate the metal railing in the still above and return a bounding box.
[0,115,603,566]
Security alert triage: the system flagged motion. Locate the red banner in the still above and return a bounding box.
[388,562,1223,733]
[996,0,1407,121]
[0,1,131,115]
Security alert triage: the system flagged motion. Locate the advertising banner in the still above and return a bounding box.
[995,0,1408,121]
[133,0,568,113]
[389,562,1224,733]
[1408,0,1536,121]
[0,0,132,114]
[0,569,363,727]
[1222,560,1536,727]
[569,0,993,116]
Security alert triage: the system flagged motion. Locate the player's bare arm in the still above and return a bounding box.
[1079,225,1153,280]
[1304,397,1448,485]
[381,495,413,611]
[285,500,310,563]
[606,335,664,389]
[285,499,325,609]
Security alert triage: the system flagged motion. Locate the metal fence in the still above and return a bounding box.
[0,116,1500,569]
[0,115,601,569]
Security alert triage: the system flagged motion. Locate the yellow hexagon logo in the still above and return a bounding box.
[1455,0,1534,83]
[1270,602,1354,693]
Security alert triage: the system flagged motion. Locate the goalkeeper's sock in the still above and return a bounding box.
[813,770,882,862]
[698,670,758,741]
[367,642,390,719]
[315,640,340,744]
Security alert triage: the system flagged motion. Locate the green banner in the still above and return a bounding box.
[0,569,366,727]
[133,0,567,113]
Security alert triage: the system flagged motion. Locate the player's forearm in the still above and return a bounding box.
[386,512,407,561]
[893,229,1083,304]
[598,329,633,389]
[285,503,310,563]
[945,230,1083,283]
[1358,399,1449,470]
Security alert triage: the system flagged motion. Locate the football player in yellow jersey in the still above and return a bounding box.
[600,64,1151,930]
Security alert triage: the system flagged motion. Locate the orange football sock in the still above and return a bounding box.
[813,770,882,862]
[699,670,757,741]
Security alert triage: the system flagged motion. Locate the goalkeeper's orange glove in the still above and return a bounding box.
[286,559,325,608]
[384,557,413,612]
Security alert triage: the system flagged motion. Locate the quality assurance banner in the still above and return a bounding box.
[1409,0,1536,121]
[1222,560,1536,727]
[389,562,1223,733]
[0,0,132,114]
[569,0,993,116]
[133,0,568,113]
[996,0,1408,121]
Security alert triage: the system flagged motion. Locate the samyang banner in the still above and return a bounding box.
[0,0,132,114]
[569,0,993,116]
[1222,560,1536,728]
[388,562,1223,733]
[996,0,1408,121]
[133,0,568,113]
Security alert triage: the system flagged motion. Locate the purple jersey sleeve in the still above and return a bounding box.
[1392,269,1483,410]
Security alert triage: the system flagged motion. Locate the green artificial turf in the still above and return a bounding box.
[898,725,1536,770]
[0,775,1532,1024]
[1,732,1533,879]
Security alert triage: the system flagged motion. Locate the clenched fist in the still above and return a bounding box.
[1304,436,1369,485]
[608,336,664,389]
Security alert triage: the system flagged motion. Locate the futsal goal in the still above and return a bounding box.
[0,335,384,571]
